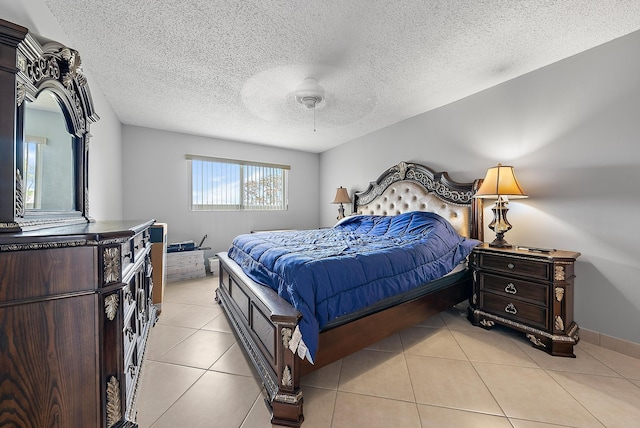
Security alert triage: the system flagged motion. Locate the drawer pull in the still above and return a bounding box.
[125,327,134,341]
[507,263,515,269]
[505,283,517,294]
[505,303,518,314]
[128,364,137,375]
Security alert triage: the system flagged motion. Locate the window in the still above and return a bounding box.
[23,135,47,209]
[187,155,289,211]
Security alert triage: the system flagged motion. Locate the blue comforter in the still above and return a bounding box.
[227,211,480,361]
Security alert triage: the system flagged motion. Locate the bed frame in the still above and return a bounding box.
[216,161,483,426]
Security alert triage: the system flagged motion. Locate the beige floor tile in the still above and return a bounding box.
[240,396,283,428]
[509,420,575,428]
[145,324,196,360]
[136,361,205,427]
[406,354,503,415]
[439,305,478,332]
[201,312,234,333]
[164,281,218,306]
[155,301,193,321]
[417,404,512,428]
[512,338,621,377]
[547,370,640,428]
[265,386,337,428]
[338,349,415,402]
[579,341,640,380]
[331,391,421,428]
[140,277,640,428]
[238,388,336,428]
[400,326,468,360]
[240,396,276,428]
[157,329,236,369]
[473,363,604,427]
[167,276,214,290]
[301,359,342,390]
[210,342,256,377]
[149,371,261,428]
[157,303,224,329]
[451,328,538,367]
[365,332,404,352]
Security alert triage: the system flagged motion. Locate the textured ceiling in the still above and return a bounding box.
[42,1,640,153]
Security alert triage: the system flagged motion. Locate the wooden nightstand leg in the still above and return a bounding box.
[467,307,495,329]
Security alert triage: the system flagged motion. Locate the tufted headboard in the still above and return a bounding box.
[353,162,484,240]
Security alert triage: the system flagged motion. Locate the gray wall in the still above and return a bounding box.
[121,125,320,261]
[320,31,640,345]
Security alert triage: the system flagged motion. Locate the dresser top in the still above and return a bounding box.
[0,219,155,249]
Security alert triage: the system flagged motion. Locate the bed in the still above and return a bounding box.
[215,161,484,426]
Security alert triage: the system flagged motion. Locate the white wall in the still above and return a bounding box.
[122,125,320,260]
[0,0,125,221]
[321,30,640,345]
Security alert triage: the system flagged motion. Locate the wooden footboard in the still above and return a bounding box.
[216,253,304,427]
[216,253,472,426]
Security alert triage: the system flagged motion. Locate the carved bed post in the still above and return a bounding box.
[271,323,304,427]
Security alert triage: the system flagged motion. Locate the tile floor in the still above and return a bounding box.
[137,276,640,428]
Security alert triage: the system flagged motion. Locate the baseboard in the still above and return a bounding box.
[579,328,640,359]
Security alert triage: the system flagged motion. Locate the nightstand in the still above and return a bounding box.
[467,243,581,357]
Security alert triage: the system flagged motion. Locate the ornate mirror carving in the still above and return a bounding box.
[0,18,99,233]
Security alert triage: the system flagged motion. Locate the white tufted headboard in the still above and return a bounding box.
[353,162,484,240]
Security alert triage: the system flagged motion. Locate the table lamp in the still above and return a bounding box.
[331,186,351,220]
[475,164,527,248]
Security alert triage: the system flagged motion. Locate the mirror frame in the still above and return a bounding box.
[0,19,99,233]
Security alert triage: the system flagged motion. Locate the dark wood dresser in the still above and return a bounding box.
[467,244,580,357]
[0,220,156,427]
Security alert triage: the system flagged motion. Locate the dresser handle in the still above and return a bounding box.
[125,327,134,341]
[128,364,137,375]
[507,263,515,269]
[505,283,517,294]
[505,303,517,314]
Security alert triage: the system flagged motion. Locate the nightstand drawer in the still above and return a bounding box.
[478,273,548,306]
[480,292,548,330]
[478,253,550,281]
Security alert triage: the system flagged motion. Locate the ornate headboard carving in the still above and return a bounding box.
[353,162,483,240]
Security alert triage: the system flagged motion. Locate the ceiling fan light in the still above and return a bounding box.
[293,78,325,109]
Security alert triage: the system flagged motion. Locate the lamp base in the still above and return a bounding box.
[488,236,513,248]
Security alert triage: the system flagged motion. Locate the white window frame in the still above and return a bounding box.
[187,155,290,211]
[23,135,47,209]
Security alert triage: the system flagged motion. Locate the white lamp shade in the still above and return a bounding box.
[475,164,527,199]
[332,186,352,204]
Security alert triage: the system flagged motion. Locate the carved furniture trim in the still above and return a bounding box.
[0,219,156,427]
[467,244,581,357]
[216,161,483,426]
[0,18,99,233]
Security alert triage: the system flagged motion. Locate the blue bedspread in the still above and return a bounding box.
[227,211,480,361]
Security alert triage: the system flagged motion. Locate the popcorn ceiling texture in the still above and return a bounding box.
[43,0,640,153]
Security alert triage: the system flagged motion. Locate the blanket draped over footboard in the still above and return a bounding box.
[228,211,480,361]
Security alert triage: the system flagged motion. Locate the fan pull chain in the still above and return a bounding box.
[313,103,316,132]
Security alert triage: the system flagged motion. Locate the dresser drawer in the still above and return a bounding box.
[123,306,137,358]
[124,343,140,398]
[478,253,550,281]
[478,272,548,306]
[132,230,150,262]
[480,292,548,330]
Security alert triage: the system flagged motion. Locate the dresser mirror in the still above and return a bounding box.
[0,19,99,233]
[22,90,77,212]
